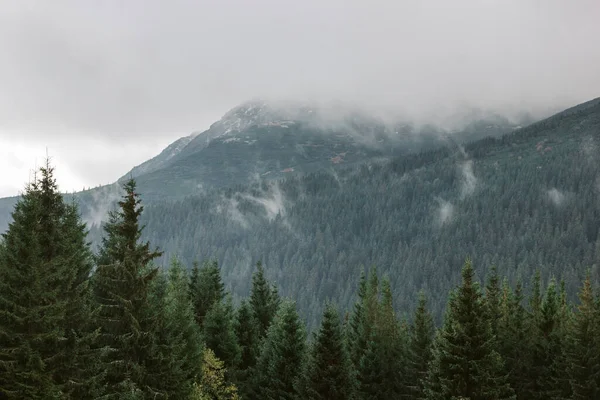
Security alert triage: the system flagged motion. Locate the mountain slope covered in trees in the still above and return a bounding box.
[101,96,600,326]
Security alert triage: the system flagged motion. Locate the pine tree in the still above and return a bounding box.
[303,303,354,400]
[357,277,407,399]
[425,258,515,400]
[348,268,367,370]
[349,267,379,376]
[92,178,163,398]
[255,300,306,400]
[0,162,100,399]
[406,290,434,399]
[147,257,204,399]
[497,279,529,399]
[249,261,279,339]
[526,278,570,399]
[567,272,600,399]
[233,299,260,398]
[485,265,502,339]
[191,259,226,328]
[203,296,241,370]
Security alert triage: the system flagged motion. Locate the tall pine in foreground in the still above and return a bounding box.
[425,258,514,400]
[406,290,434,399]
[146,258,204,399]
[190,259,226,328]
[233,299,260,398]
[92,178,163,398]
[302,303,354,400]
[0,162,100,399]
[254,300,306,400]
[250,261,280,340]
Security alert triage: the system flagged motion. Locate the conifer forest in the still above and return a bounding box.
[1,161,599,399]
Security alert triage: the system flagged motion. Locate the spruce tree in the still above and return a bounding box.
[526,278,570,399]
[92,178,163,398]
[249,261,279,339]
[406,290,434,399]
[567,272,600,399]
[0,162,100,399]
[497,279,529,399]
[233,299,260,398]
[485,265,502,339]
[347,268,367,370]
[147,257,204,399]
[203,296,241,370]
[356,277,407,399]
[349,267,379,376]
[190,259,225,328]
[425,258,514,400]
[254,300,306,400]
[303,303,354,400]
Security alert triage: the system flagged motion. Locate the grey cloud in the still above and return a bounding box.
[1,0,599,141]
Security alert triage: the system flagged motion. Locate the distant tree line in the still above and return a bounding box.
[1,163,600,399]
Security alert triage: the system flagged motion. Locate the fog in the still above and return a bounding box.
[1,0,599,195]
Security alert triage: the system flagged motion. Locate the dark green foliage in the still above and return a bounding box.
[406,291,434,399]
[356,277,407,399]
[485,266,502,339]
[497,279,530,399]
[567,272,600,399]
[190,259,225,328]
[255,300,306,400]
[524,278,571,399]
[249,261,280,339]
[425,258,515,400]
[0,162,100,399]
[91,178,163,398]
[203,296,241,370]
[147,258,204,399]
[233,299,260,398]
[302,303,354,400]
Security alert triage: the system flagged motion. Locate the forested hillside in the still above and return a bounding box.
[80,96,600,327]
[1,165,599,399]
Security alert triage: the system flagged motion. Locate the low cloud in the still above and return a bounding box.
[459,160,477,199]
[435,197,454,226]
[547,188,569,207]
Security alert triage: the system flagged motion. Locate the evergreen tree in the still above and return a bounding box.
[191,259,225,328]
[406,290,434,399]
[525,278,570,399]
[567,272,600,399]
[347,268,367,370]
[233,299,260,398]
[203,296,241,370]
[485,265,502,339]
[147,257,204,399]
[0,162,100,399]
[191,348,240,400]
[497,279,529,399]
[92,178,163,398]
[249,261,279,339]
[357,277,406,399]
[254,300,306,400]
[303,303,354,400]
[425,258,515,400]
[349,267,379,376]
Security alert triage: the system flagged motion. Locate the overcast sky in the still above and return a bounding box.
[1,0,599,197]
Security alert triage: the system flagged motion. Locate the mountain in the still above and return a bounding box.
[117,99,522,201]
[81,96,599,327]
[2,97,596,326]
